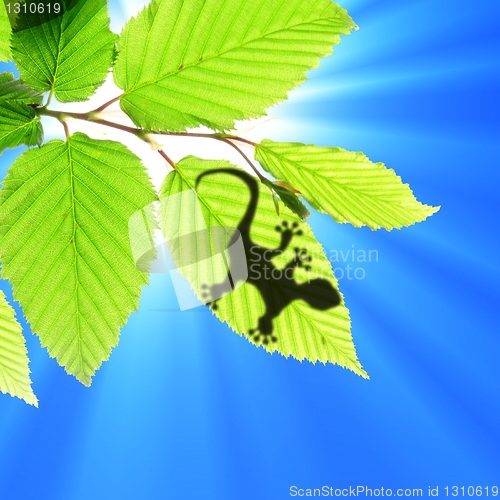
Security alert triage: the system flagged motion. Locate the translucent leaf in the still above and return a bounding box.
[0,73,43,154]
[11,0,117,102]
[114,0,356,132]
[0,73,44,104]
[256,140,440,230]
[0,290,37,406]
[0,102,43,154]
[0,2,11,61]
[263,179,311,221]
[159,157,367,378]
[0,133,157,385]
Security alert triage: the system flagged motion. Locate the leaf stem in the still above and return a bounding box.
[62,120,70,140]
[91,94,124,113]
[45,89,54,108]
[217,137,265,181]
[158,150,176,170]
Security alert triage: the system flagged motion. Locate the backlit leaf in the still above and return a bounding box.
[256,140,440,230]
[267,180,311,221]
[159,157,367,378]
[11,0,117,102]
[114,0,356,132]
[0,2,11,61]
[0,290,37,406]
[0,133,157,385]
[0,73,43,154]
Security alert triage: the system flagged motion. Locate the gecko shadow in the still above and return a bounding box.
[196,169,341,345]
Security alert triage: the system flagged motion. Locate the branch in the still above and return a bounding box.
[226,135,257,147]
[36,108,262,177]
[83,117,142,137]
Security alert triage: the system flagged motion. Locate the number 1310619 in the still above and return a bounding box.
[444,487,499,497]
[5,3,61,14]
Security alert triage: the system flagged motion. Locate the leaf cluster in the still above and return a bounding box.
[0,0,438,404]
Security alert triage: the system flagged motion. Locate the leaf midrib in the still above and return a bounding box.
[66,136,84,375]
[259,145,426,208]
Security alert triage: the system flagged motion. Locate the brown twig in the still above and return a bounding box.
[217,137,264,181]
[158,149,176,170]
[36,108,262,177]
[91,94,124,113]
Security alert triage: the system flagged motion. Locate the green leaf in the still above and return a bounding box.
[0,290,37,406]
[11,0,117,102]
[159,157,367,378]
[0,133,157,385]
[0,2,11,61]
[264,179,311,221]
[0,73,44,104]
[273,181,301,194]
[0,73,43,154]
[114,0,356,132]
[256,140,440,230]
[0,102,43,154]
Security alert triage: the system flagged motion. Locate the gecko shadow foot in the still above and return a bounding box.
[196,169,341,345]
